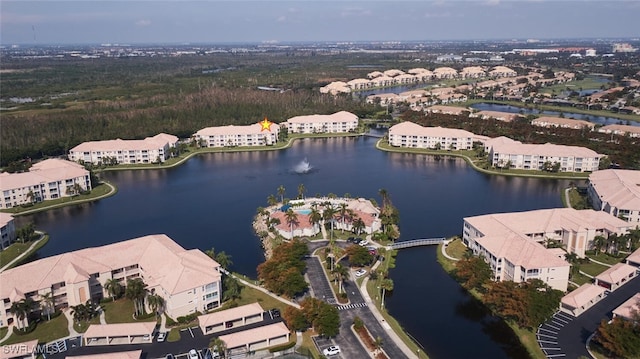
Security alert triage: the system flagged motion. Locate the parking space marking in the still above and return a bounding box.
[540,347,562,351]
[553,316,570,324]
[538,328,557,335]
[545,323,562,331]
[546,354,566,357]
[537,340,558,345]
[536,333,557,339]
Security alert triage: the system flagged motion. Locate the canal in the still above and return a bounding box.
[19,137,571,358]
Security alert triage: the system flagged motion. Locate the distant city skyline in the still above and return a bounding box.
[1,1,639,45]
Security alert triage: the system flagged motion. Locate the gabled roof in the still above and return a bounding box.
[561,284,606,309]
[198,302,264,327]
[589,169,640,211]
[596,263,637,284]
[0,159,89,191]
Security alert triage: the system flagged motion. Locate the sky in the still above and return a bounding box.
[1,0,639,45]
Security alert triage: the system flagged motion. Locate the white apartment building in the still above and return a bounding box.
[388,122,477,150]
[194,122,280,148]
[531,116,596,130]
[68,133,178,165]
[284,111,358,134]
[0,213,16,250]
[588,169,640,223]
[0,234,222,327]
[484,136,601,172]
[598,124,640,138]
[0,159,92,209]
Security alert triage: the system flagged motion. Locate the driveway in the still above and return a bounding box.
[537,275,640,358]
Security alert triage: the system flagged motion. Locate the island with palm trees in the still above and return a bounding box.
[253,186,400,259]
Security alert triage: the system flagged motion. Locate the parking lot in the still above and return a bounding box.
[536,311,573,358]
[305,256,336,304]
[312,335,343,358]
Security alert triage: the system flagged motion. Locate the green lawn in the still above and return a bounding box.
[167,328,181,342]
[101,298,156,324]
[73,315,101,333]
[2,314,69,345]
[444,238,468,260]
[579,261,609,277]
[587,253,625,266]
[0,326,7,339]
[570,272,593,286]
[1,183,114,216]
[567,188,591,210]
[0,235,50,270]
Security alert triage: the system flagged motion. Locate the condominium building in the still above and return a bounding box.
[531,116,596,130]
[588,169,640,223]
[0,159,92,209]
[194,122,280,148]
[462,208,633,291]
[0,234,222,327]
[597,124,640,138]
[68,133,178,165]
[484,136,601,172]
[284,111,358,134]
[388,122,477,150]
[0,213,16,250]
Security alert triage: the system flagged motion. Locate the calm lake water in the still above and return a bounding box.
[19,137,571,359]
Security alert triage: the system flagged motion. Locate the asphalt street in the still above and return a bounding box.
[537,275,640,359]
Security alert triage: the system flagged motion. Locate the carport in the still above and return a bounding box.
[595,263,638,291]
[559,283,606,316]
[66,350,142,358]
[198,302,264,334]
[83,322,156,346]
[218,322,290,352]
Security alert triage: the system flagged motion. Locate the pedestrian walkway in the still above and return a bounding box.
[230,272,301,309]
[0,232,46,272]
[440,240,459,261]
[587,257,613,267]
[0,324,13,344]
[359,262,419,359]
[99,307,107,325]
[336,302,367,311]
[63,309,80,337]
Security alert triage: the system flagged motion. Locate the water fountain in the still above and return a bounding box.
[293,158,313,174]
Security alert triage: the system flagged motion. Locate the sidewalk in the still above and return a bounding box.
[63,309,80,337]
[359,261,419,359]
[228,271,301,309]
[440,240,459,262]
[0,324,13,344]
[0,232,46,273]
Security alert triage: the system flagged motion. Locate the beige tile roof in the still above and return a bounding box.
[389,121,475,139]
[70,133,177,153]
[596,263,637,284]
[434,67,458,75]
[67,350,142,359]
[0,159,89,192]
[485,137,601,158]
[198,303,264,327]
[598,124,640,136]
[0,339,38,359]
[195,122,279,137]
[476,233,568,268]
[627,247,640,265]
[0,234,221,299]
[589,169,640,211]
[612,292,640,319]
[472,110,518,122]
[218,322,290,349]
[425,105,470,115]
[0,213,14,227]
[561,284,606,309]
[271,211,314,232]
[531,116,595,129]
[84,322,156,338]
[285,111,357,124]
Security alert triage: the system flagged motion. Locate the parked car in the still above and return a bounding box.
[157,331,167,342]
[359,239,369,246]
[270,308,281,318]
[165,355,174,359]
[355,269,367,277]
[323,345,341,356]
[225,322,233,328]
[201,348,214,359]
[188,349,199,359]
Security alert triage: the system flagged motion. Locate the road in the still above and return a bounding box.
[537,275,640,358]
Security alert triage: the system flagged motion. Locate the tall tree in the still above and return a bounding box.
[284,208,299,239]
[147,293,165,316]
[125,278,148,317]
[277,185,286,204]
[323,203,337,242]
[215,251,233,270]
[104,278,123,300]
[9,301,27,329]
[297,183,306,200]
[338,203,348,233]
[309,207,323,233]
[380,279,394,309]
[40,292,55,321]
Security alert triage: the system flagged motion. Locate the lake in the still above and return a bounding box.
[18,137,570,358]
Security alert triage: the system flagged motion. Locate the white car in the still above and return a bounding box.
[323,345,341,356]
[188,349,199,359]
[359,240,369,246]
[157,331,166,342]
[355,269,367,277]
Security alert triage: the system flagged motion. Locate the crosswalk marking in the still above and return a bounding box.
[336,302,368,311]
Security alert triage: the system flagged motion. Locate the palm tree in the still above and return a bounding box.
[9,301,27,329]
[104,278,123,300]
[284,209,299,239]
[323,203,337,241]
[26,190,35,204]
[147,294,165,316]
[592,235,606,253]
[277,185,286,204]
[297,183,306,200]
[380,279,394,309]
[334,264,349,294]
[70,303,88,324]
[267,194,277,207]
[215,251,233,270]
[125,278,148,317]
[205,247,216,260]
[338,203,348,233]
[40,292,55,321]
[352,217,365,235]
[309,208,322,234]
[211,337,228,358]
